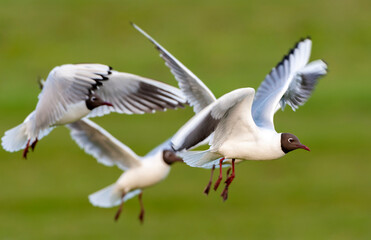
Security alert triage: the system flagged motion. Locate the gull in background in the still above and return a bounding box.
[67,119,183,223]
[133,23,327,201]
[2,64,186,158]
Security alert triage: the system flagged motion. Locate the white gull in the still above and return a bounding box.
[2,63,186,158]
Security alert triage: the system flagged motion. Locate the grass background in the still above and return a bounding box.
[0,0,370,239]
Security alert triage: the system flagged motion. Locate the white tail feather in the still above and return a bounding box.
[88,184,142,208]
[2,122,54,152]
[178,150,222,169]
[2,123,29,152]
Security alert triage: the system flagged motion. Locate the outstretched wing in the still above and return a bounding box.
[88,71,186,117]
[66,118,141,171]
[252,38,327,130]
[172,88,256,151]
[132,23,216,114]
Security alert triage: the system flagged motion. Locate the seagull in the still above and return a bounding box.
[2,63,186,158]
[134,26,328,201]
[66,118,183,223]
[172,38,328,200]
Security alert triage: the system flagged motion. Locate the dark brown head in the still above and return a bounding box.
[281,133,310,154]
[162,150,184,165]
[85,92,113,110]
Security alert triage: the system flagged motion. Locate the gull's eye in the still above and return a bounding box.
[288,138,294,143]
[91,96,97,101]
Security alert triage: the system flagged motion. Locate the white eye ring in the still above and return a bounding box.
[91,96,97,101]
[288,138,294,143]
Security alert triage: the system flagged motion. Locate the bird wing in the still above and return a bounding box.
[252,38,327,130]
[171,88,256,151]
[88,71,186,117]
[33,64,111,133]
[66,118,141,171]
[132,23,216,114]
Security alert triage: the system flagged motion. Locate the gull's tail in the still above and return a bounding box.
[178,150,224,169]
[89,184,142,208]
[2,123,30,152]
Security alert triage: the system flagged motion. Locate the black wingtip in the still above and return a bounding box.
[37,77,44,90]
[322,59,329,72]
[273,37,311,70]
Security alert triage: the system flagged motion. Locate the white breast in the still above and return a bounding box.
[54,101,90,125]
[217,130,284,161]
[114,151,171,193]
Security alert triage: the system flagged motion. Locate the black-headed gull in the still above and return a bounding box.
[145,34,327,200]
[2,64,186,158]
[66,119,183,223]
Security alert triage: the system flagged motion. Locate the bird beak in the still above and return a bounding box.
[102,101,113,107]
[298,144,310,151]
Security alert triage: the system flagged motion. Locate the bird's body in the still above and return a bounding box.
[114,151,171,194]
[53,101,91,125]
[217,127,283,161]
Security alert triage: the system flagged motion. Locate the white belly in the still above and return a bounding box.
[115,153,171,192]
[217,131,285,161]
[55,101,90,125]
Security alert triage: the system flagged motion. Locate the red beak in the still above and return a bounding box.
[298,144,310,151]
[102,102,113,107]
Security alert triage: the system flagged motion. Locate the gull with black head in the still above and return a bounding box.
[169,38,327,200]
[2,63,186,158]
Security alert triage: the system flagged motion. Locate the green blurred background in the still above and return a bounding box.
[0,0,370,239]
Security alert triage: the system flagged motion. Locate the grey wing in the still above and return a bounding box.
[252,38,326,130]
[66,118,141,171]
[279,60,327,111]
[132,23,216,114]
[34,64,111,132]
[88,71,187,117]
[171,88,255,151]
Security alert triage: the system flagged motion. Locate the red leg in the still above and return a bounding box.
[221,159,236,201]
[22,139,31,159]
[114,192,126,221]
[31,138,38,151]
[138,192,145,224]
[203,164,215,195]
[213,158,225,191]
[226,167,231,179]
